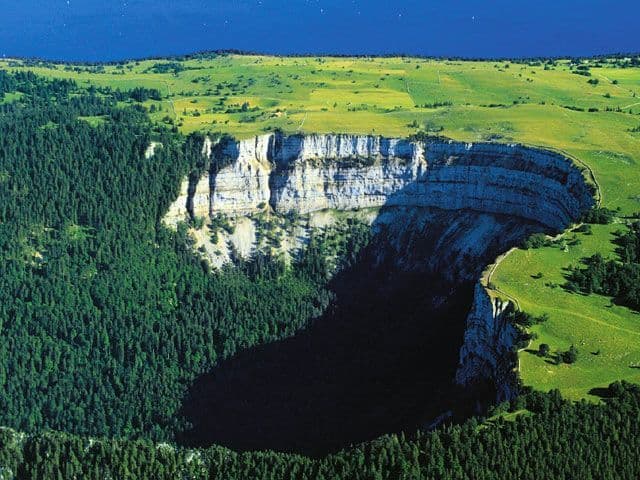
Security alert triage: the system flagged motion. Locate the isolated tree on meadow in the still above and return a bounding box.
[563,345,579,364]
[538,344,550,357]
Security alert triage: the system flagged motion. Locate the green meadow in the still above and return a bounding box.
[4,53,639,400]
[492,224,640,400]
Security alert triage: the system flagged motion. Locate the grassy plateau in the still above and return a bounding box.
[4,53,640,402]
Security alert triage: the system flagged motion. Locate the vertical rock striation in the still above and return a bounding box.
[454,284,518,401]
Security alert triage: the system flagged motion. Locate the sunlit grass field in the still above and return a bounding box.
[493,224,640,400]
[3,53,640,400]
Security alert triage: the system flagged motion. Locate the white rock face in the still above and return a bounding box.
[210,135,273,215]
[455,284,518,401]
[269,135,424,214]
[164,177,191,226]
[163,132,594,401]
[165,133,592,232]
[144,141,161,159]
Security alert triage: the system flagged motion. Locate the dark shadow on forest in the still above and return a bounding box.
[178,252,477,456]
[588,386,615,398]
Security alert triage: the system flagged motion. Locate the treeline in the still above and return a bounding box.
[110,86,163,102]
[0,70,332,442]
[7,50,640,69]
[0,70,75,98]
[0,69,163,105]
[1,382,639,479]
[567,221,640,310]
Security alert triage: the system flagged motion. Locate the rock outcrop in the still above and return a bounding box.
[163,132,594,403]
[165,133,592,232]
[455,284,518,401]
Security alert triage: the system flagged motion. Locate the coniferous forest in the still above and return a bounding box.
[2,382,640,479]
[0,70,331,442]
[2,70,640,478]
[567,221,640,310]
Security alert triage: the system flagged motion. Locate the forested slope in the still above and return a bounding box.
[0,70,330,441]
[1,383,639,479]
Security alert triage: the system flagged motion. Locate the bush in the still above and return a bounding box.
[521,233,549,249]
[562,345,579,364]
[581,207,616,224]
[574,224,592,234]
[538,343,551,357]
[192,216,206,230]
[515,330,536,350]
[508,310,549,328]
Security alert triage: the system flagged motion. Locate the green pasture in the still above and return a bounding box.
[493,224,640,400]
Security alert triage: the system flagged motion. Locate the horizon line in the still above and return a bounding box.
[3,48,640,66]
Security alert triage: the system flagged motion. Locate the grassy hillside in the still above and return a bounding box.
[3,53,639,401]
[492,224,640,400]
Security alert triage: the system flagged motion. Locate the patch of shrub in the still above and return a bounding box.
[574,224,592,234]
[562,345,579,364]
[538,343,551,357]
[146,62,185,75]
[521,233,549,249]
[506,308,549,328]
[581,207,616,224]
[418,101,453,108]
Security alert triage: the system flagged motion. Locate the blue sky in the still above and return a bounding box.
[1,0,638,60]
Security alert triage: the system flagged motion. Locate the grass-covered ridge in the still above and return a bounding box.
[1,54,639,409]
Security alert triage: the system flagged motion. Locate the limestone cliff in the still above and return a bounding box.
[163,132,594,403]
[455,284,517,401]
[165,133,592,232]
